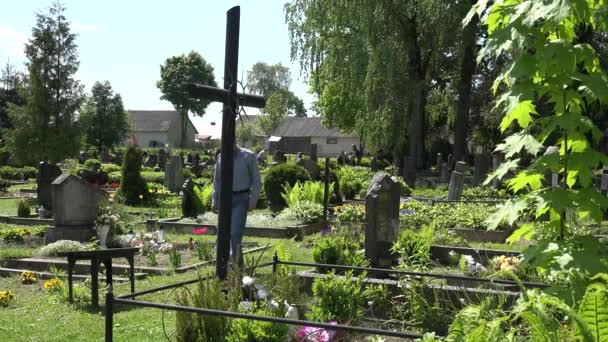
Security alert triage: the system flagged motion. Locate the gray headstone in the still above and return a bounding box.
[365,173,400,269]
[551,173,559,187]
[144,154,158,168]
[297,158,320,179]
[164,155,185,193]
[448,161,467,201]
[45,174,105,244]
[473,154,491,186]
[492,153,504,189]
[447,154,454,172]
[36,161,62,212]
[436,153,443,174]
[310,144,318,162]
[370,157,379,172]
[157,148,168,169]
[402,155,416,188]
[440,162,449,183]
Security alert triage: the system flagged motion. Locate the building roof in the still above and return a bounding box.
[127,110,198,134]
[271,117,357,138]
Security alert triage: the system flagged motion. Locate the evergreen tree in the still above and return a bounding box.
[80,81,129,150]
[5,1,83,165]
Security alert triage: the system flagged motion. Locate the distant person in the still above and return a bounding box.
[352,144,362,164]
[212,143,261,266]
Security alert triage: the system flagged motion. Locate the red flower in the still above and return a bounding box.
[111,182,120,188]
[192,227,208,235]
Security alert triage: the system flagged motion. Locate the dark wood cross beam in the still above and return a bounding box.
[187,6,265,280]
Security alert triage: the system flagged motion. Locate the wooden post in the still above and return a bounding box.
[216,6,240,280]
[323,157,330,227]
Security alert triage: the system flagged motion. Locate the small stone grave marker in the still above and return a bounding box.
[164,155,185,193]
[365,173,400,269]
[448,161,467,200]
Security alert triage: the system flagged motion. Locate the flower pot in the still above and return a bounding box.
[97,225,111,247]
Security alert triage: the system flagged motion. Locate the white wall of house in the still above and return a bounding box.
[311,136,361,157]
[134,131,169,147]
[168,116,197,147]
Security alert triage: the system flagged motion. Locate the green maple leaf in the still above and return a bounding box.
[483,158,520,185]
[496,131,543,158]
[578,188,608,223]
[485,199,528,230]
[507,172,545,192]
[500,99,537,132]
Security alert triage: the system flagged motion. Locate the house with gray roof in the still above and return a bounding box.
[268,117,360,157]
[127,110,198,147]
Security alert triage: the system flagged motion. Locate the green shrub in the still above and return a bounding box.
[38,240,84,256]
[183,168,193,179]
[278,200,324,224]
[340,180,360,200]
[0,248,33,260]
[101,163,121,174]
[33,225,47,237]
[400,200,506,231]
[308,271,365,323]
[17,199,30,218]
[83,158,101,170]
[0,227,31,242]
[118,147,149,205]
[391,226,433,269]
[107,171,121,184]
[338,166,374,191]
[227,306,289,342]
[312,235,368,270]
[394,176,412,196]
[263,163,310,208]
[0,166,37,180]
[175,276,228,341]
[141,171,164,183]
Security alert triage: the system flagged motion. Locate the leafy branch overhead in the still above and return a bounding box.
[470,0,608,243]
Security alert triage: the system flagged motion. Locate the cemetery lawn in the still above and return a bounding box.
[0,199,20,216]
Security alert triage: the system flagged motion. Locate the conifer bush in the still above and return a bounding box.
[118,146,149,205]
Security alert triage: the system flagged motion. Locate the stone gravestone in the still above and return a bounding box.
[447,154,454,173]
[601,167,608,195]
[365,173,400,269]
[492,153,504,188]
[402,155,416,188]
[448,161,467,201]
[164,155,185,193]
[440,162,450,183]
[37,161,62,218]
[273,150,286,164]
[473,153,491,186]
[310,144,318,162]
[45,174,105,244]
[436,153,443,175]
[181,178,196,218]
[370,157,379,172]
[144,154,158,168]
[543,146,560,188]
[297,158,321,179]
[157,148,168,170]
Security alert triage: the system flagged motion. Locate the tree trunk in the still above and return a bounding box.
[406,45,427,169]
[453,11,478,165]
[180,110,188,147]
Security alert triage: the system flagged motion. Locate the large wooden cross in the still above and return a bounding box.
[187,6,265,279]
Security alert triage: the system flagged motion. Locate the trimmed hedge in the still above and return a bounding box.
[102,163,121,173]
[0,166,37,180]
[108,171,165,184]
[84,158,101,170]
[263,163,310,208]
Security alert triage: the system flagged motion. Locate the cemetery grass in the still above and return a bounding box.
[0,198,20,216]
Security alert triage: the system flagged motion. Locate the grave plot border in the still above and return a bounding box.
[104,253,551,341]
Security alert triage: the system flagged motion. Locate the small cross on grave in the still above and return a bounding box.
[186,6,265,280]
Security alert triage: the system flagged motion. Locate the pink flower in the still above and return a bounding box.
[192,227,208,235]
[296,321,337,342]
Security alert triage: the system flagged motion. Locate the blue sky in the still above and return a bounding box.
[0,0,314,129]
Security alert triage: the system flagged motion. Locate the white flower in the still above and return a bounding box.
[256,289,269,300]
[367,300,374,306]
[268,299,279,309]
[448,251,456,257]
[285,301,298,320]
[463,255,475,264]
[143,233,153,240]
[242,276,255,286]
[238,301,253,311]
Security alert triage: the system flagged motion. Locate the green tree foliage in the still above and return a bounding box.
[157,51,216,147]
[118,146,148,205]
[79,81,129,150]
[285,0,468,167]
[247,62,306,118]
[236,122,261,146]
[0,62,26,129]
[475,0,608,246]
[256,91,289,135]
[5,1,83,165]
